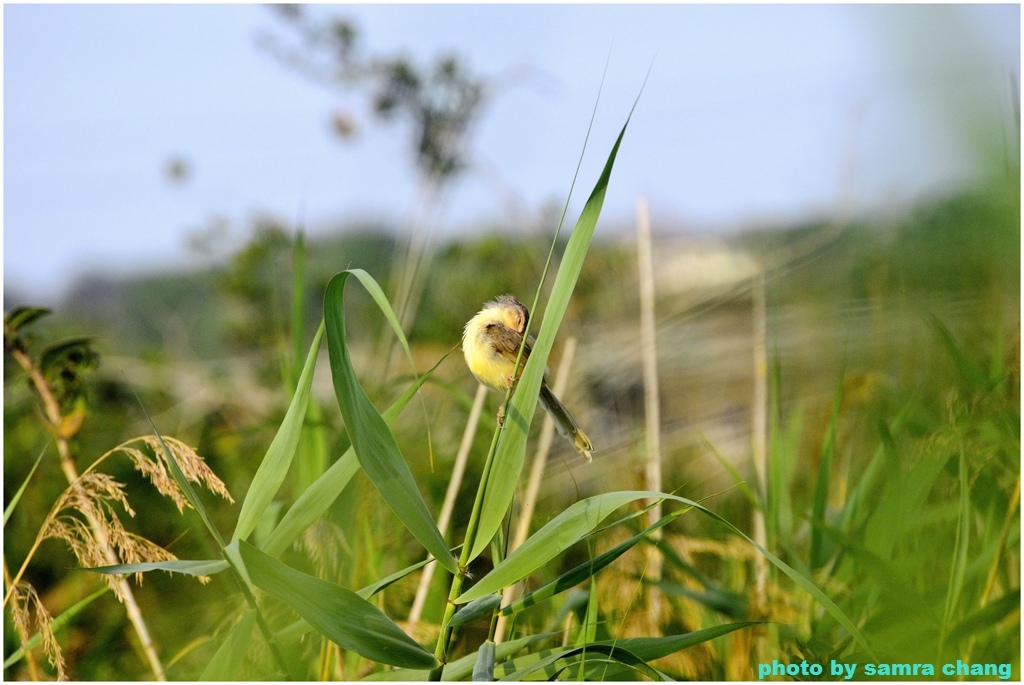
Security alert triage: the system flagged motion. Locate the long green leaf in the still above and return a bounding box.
[460,491,656,603]
[494,624,756,680]
[237,540,438,670]
[930,313,990,390]
[946,589,1020,644]
[810,376,844,570]
[290,229,308,391]
[324,270,457,574]
[943,451,971,630]
[501,509,685,617]
[200,609,256,681]
[648,580,748,619]
[356,553,442,600]
[232,322,324,542]
[264,547,463,647]
[469,122,630,561]
[572,623,759,681]
[499,643,662,682]
[450,594,502,629]
[262,451,359,559]
[82,559,230,577]
[4,445,46,527]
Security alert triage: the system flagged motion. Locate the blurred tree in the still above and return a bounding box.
[257,4,499,369]
[257,4,487,188]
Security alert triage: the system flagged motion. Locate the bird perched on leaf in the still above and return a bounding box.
[462,294,594,461]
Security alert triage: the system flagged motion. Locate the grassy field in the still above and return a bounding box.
[3,160,1019,680]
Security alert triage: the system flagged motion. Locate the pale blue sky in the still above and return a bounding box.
[4,4,1019,302]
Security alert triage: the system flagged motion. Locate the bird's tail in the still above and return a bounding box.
[539,383,594,462]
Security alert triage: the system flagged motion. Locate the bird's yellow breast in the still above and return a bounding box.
[462,311,516,391]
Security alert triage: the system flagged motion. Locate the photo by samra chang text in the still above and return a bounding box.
[757,659,1014,680]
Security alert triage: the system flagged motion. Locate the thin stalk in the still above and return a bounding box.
[750,264,769,661]
[961,474,1020,671]
[6,344,167,680]
[381,179,444,383]
[226,564,296,679]
[635,196,664,627]
[494,338,578,643]
[429,421,504,680]
[431,59,610,680]
[409,384,487,625]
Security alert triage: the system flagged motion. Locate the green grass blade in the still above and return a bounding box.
[579,579,600,645]
[361,632,559,681]
[261,451,358,559]
[943,451,971,630]
[501,509,686,617]
[580,623,760,680]
[296,399,329,492]
[200,609,256,681]
[4,445,46,527]
[499,643,661,682]
[291,229,307,390]
[929,313,991,390]
[670,492,876,658]
[768,358,800,545]
[232,321,324,543]
[324,270,457,574]
[863,445,949,562]
[700,432,759,507]
[356,554,445,600]
[470,120,631,561]
[2,586,109,670]
[810,376,844,570]
[459,491,658,604]
[83,559,230,577]
[646,580,748,619]
[946,589,1019,644]
[494,624,755,680]
[466,490,874,657]
[450,594,502,629]
[348,266,417,367]
[238,540,439,670]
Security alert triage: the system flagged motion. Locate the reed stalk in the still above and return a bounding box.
[635,195,664,627]
[408,384,488,625]
[5,344,167,680]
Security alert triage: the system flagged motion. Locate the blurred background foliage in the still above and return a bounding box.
[3,6,1019,681]
[4,172,1018,679]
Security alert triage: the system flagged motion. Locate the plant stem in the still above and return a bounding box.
[229,569,296,679]
[635,196,664,628]
[409,384,487,626]
[429,405,507,680]
[7,344,168,680]
[493,338,577,644]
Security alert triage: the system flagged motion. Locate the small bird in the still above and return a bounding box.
[462,294,594,461]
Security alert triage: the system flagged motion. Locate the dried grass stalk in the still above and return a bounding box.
[42,472,178,594]
[116,436,234,512]
[9,581,66,680]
